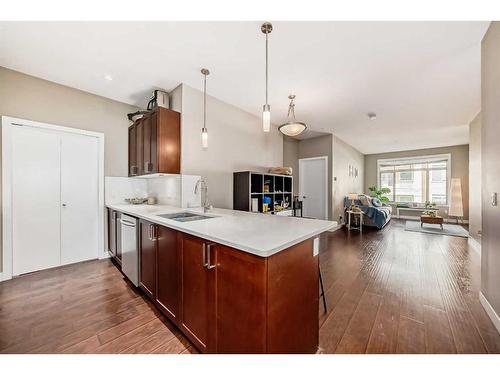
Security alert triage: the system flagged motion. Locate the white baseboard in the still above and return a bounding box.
[99,251,111,260]
[328,223,343,232]
[479,292,500,335]
[468,237,481,257]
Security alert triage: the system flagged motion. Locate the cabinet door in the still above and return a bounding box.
[107,209,116,257]
[142,114,152,174]
[213,244,267,353]
[180,234,215,353]
[156,226,179,322]
[128,125,137,176]
[139,219,157,299]
[150,110,158,173]
[135,119,144,176]
[115,211,122,263]
[157,108,180,174]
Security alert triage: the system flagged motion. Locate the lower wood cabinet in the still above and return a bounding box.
[137,219,319,354]
[156,225,180,322]
[139,219,157,299]
[107,208,121,266]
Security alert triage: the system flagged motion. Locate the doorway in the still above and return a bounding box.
[298,156,328,220]
[2,117,105,280]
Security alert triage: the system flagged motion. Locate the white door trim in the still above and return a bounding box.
[1,116,105,281]
[298,156,329,220]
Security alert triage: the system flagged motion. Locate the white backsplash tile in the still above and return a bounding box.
[105,174,202,208]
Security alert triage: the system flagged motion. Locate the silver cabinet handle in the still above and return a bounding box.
[130,165,138,176]
[206,243,216,270]
[120,219,136,227]
[202,243,208,268]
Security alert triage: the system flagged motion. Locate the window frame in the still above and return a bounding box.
[376,153,451,206]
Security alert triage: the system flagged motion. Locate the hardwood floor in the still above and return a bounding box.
[318,219,500,354]
[1,219,499,354]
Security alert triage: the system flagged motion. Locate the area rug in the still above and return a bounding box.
[405,220,469,238]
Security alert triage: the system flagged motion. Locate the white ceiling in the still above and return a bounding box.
[0,21,488,154]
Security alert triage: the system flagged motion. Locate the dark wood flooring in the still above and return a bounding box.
[1,219,499,354]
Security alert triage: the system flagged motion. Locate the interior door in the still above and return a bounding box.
[299,157,328,219]
[60,132,99,265]
[12,126,61,275]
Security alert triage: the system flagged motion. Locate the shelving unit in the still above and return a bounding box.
[233,171,293,215]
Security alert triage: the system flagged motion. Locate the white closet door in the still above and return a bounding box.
[12,126,61,275]
[60,132,99,265]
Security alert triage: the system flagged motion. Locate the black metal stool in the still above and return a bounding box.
[319,266,327,313]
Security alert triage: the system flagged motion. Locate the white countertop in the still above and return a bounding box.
[107,204,336,257]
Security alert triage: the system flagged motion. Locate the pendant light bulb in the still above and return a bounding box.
[263,104,271,132]
[201,68,210,149]
[201,127,208,149]
[261,22,273,132]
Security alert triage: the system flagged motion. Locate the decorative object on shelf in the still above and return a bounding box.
[125,197,148,205]
[127,110,149,122]
[201,68,210,149]
[279,95,307,137]
[368,185,391,203]
[449,177,464,223]
[261,22,272,132]
[147,89,169,110]
[268,166,293,175]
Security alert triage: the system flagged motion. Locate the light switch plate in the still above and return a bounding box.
[313,237,319,257]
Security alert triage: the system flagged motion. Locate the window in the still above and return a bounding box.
[377,154,450,205]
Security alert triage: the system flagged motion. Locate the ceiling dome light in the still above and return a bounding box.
[368,112,377,120]
[104,74,113,81]
[279,95,307,137]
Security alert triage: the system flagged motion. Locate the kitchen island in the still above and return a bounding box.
[107,204,335,354]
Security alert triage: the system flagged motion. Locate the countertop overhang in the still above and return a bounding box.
[107,204,336,257]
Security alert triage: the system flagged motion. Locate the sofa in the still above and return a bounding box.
[344,194,392,229]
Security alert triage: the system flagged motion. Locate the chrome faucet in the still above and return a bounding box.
[195,177,212,213]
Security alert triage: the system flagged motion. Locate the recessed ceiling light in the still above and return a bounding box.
[104,74,113,81]
[367,112,377,120]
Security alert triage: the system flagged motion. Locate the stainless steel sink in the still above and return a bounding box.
[157,212,215,222]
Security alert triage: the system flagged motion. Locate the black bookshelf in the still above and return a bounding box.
[233,171,293,214]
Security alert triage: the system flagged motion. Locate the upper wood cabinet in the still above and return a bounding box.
[128,107,180,177]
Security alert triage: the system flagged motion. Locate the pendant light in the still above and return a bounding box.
[279,95,307,137]
[261,22,272,132]
[201,68,209,149]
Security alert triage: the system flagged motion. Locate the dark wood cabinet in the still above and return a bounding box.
[156,225,180,322]
[132,217,319,354]
[128,107,180,177]
[128,125,137,176]
[107,209,121,266]
[107,208,117,257]
[139,219,157,299]
[179,235,215,352]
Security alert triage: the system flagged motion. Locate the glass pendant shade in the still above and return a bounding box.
[279,95,307,137]
[278,121,307,137]
[201,127,208,149]
[262,104,271,132]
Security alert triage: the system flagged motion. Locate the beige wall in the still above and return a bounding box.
[0,67,139,273]
[178,84,283,209]
[364,145,470,220]
[481,22,500,318]
[333,136,365,223]
[469,113,482,241]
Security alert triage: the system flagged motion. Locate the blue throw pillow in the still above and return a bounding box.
[371,198,382,207]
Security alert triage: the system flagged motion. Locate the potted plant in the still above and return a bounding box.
[368,186,391,203]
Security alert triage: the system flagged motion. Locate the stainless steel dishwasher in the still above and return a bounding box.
[120,214,139,286]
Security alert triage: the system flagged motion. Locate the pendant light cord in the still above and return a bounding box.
[265,31,269,105]
[203,73,207,130]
